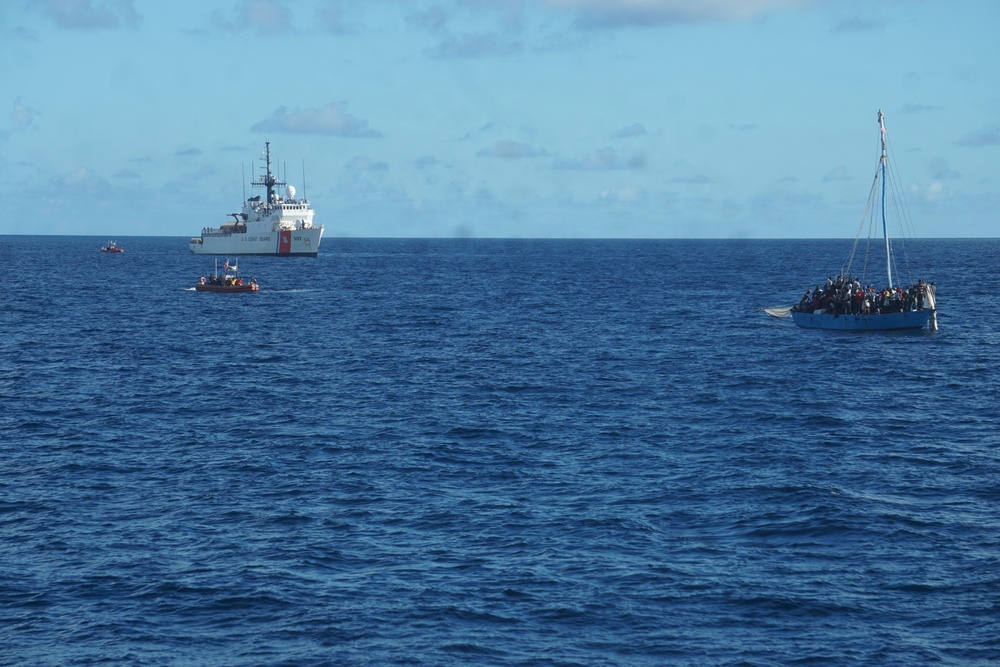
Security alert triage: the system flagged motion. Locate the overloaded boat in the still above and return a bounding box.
[100,241,124,253]
[765,110,937,331]
[195,259,259,293]
[189,141,323,256]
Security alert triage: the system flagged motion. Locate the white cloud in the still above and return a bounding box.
[612,123,648,139]
[553,147,645,170]
[213,0,293,35]
[251,104,382,137]
[1,98,40,143]
[911,180,945,203]
[60,166,109,192]
[955,128,1000,147]
[668,174,712,184]
[600,185,642,202]
[458,120,518,142]
[900,103,938,114]
[406,7,449,32]
[832,15,887,32]
[161,166,218,194]
[30,0,141,30]
[925,181,944,201]
[427,32,522,58]
[542,0,808,28]
[316,0,355,33]
[476,141,546,159]
[414,155,441,169]
[822,166,851,182]
[345,155,389,172]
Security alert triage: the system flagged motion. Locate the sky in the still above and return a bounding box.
[1,0,997,238]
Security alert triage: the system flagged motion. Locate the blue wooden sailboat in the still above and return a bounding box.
[787,110,937,331]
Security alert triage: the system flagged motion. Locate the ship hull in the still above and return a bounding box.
[791,310,932,331]
[190,227,322,256]
[195,283,259,293]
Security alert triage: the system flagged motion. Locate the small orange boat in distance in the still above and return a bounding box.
[195,258,259,293]
[100,240,124,253]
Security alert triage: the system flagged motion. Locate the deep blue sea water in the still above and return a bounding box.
[1,235,999,666]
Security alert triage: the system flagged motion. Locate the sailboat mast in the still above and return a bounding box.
[879,109,892,289]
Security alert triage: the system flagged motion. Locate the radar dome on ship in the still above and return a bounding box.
[285,185,296,200]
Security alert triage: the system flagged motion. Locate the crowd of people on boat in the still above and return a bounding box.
[791,275,930,316]
[200,274,257,288]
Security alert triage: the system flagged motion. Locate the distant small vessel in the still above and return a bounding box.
[195,258,259,293]
[770,110,937,331]
[100,241,124,253]
[189,141,323,257]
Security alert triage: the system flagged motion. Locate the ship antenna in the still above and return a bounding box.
[250,138,286,206]
[301,159,307,201]
[265,139,273,204]
[242,162,246,202]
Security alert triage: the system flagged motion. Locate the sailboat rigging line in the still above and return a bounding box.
[845,167,882,281]
[887,139,918,239]
[861,204,874,284]
[884,137,920,285]
[886,171,910,286]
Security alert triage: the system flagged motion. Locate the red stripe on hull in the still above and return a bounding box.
[278,230,292,255]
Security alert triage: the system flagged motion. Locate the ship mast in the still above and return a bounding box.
[252,140,286,206]
[878,109,893,289]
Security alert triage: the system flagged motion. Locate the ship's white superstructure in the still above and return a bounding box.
[190,141,323,256]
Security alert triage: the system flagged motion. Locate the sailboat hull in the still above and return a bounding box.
[791,310,933,331]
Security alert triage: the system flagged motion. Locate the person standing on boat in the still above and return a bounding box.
[795,290,811,312]
[915,280,927,310]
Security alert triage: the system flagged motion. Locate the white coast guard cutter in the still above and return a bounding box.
[190,141,323,256]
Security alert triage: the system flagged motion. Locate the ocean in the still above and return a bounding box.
[1,235,998,666]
